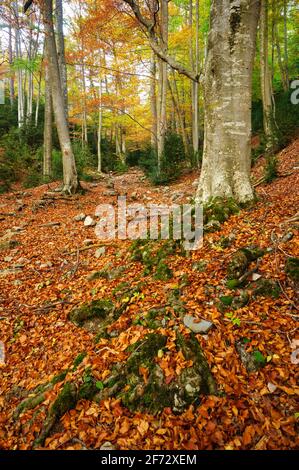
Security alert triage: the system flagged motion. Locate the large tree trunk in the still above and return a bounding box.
[260,0,277,151]
[42,0,78,194]
[196,0,260,204]
[43,37,52,178]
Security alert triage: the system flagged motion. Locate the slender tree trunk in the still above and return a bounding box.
[14,2,24,127]
[196,0,261,204]
[55,0,68,119]
[192,0,200,162]
[97,75,102,173]
[43,37,52,178]
[260,0,277,151]
[150,52,158,151]
[157,0,168,172]
[168,76,189,157]
[283,0,289,88]
[273,1,288,92]
[42,0,78,194]
[8,24,15,108]
[35,69,42,126]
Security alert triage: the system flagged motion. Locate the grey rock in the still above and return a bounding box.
[84,216,96,227]
[183,315,214,334]
[95,247,106,258]
[73,213,86,222]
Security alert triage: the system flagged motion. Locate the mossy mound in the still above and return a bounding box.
[285,257,299,282]
[203,197,239,226]
[95,332,216,414]
[69,299,114,326]
[249,278,281,299]
[130,239,182,279]
[227,246,265,280]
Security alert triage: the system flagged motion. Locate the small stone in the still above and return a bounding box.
[84,239,94,246]
[192,180,199,187]
[103,190,117,197]
[40,262,52,269]
[183,315,214,334]
[267,382,277,393]
[73,213,86,222]
[4,256,13,262]
[95,247,106,258]
[13,280,22,286]
[100,442,116,451]
[252,273,262,281]
[84,216,96,227]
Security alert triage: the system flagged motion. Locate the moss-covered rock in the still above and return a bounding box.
[94,332,216,415]
[227,246,265,280]
[203,197,239,225]
[285,257,299,282]
[249,278,280,298]
[69,299,114,325]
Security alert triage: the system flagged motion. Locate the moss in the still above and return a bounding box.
[69,299,114,325]
[78,373,97,400]
[49,382,77,418]
[154,260,173,281]
[127,333,167,374]
[73,352,87,370]
[192,261,206,272]
[227,246,265,280]
[285,257,299,282]
[203,197,239,225]
[51,371,68,385]
[227,250,248,279]
[220,295,234,306]
[250,278,280,298]
[231,291,250,309]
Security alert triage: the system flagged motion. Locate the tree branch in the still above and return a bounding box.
[122,0,200,82]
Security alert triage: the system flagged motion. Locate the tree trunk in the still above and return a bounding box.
[196,0,261,204]
[14,2,24,128]
[55,0,68,119]
[283,0,289,88]
[260,0,277,151]
[42,0,78,194]
[150,52,158,151]
[43,37,52,178]
[8,24,15,108]
[97,74,102,173]
[192,0,200,162]
[157,0,168,172]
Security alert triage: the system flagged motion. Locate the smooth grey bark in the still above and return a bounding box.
[260,0,277,150]
[55,0,68,118]
[150,52,158,151]
[196,0,261,204]
[8,24,15,108]
[42,0,78,193]
[157,0,168,172]
[43,37,52,178]
[14,1,24,127]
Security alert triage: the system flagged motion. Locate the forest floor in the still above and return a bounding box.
[0,138,298,450]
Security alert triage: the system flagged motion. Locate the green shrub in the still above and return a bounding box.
[264,154,278,183]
